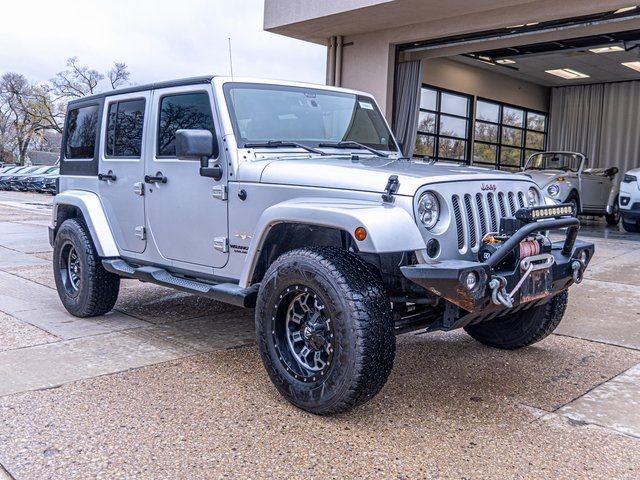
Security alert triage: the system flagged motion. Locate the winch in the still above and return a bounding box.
[478,232,552,269]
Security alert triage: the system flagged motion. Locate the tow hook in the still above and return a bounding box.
[571,260,585,284]
[489,276,513,308]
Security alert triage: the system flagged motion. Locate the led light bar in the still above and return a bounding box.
[515,204,574,222]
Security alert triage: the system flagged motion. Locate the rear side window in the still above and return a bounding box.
[106,99,146,157]
[65,105,99,159]
[157,92,216,157]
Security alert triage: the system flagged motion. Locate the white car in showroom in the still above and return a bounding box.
[523,151,620,225]
[620,169,640,233]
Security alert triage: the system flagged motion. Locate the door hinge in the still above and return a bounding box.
[213,236,228,253]
[133,182,145,196]
[212,184,227,201]
[135,226,146,240]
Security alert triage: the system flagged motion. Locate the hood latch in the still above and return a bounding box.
[382,175,400,203]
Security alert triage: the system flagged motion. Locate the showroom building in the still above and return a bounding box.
[264,0,640,173]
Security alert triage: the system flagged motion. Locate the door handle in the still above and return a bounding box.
[98,171,117,182]
[144,172,168,184]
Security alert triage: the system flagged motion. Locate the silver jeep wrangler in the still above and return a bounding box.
[50,76,594,414]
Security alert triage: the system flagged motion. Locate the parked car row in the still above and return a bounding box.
[0,165,59,194]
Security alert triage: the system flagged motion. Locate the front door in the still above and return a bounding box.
[144,86,229,268]
[98,93,148,253]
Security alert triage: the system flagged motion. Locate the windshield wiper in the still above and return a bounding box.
[243,140,327,156]
[318,141,390,158]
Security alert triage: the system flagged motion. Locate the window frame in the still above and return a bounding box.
[473,97,548,170]
[104,97,147,160]
[415,84,473,163]
[155,90,217,159]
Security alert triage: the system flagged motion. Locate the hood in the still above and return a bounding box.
[522,169,569,188]
[252,156,530,196]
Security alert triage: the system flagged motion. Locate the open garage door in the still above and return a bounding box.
[395,8,640,177]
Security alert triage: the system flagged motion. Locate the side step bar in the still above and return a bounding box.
[102,258,259,308]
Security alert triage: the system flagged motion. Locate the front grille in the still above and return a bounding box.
[452,189,527,253]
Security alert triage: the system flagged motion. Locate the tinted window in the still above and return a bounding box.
[106,99,146,157]
[157,93,215,157]
[65,105,99,159]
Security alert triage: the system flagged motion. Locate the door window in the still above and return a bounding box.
[106,99,146,157]
[157,92,216,157]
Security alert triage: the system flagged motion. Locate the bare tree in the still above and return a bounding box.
[108,62,131,90]
[52,57,131,100]
[51,57,104,98]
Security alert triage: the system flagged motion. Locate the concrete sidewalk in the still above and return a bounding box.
[0,191,639,479]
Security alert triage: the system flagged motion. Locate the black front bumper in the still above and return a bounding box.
[401,216,593,314]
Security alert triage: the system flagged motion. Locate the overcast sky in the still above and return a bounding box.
[0,0,326,87]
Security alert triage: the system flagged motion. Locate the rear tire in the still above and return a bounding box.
[605,196,620,226]
[464,290,568,349]
[53,218,120,317]
[622,217,640,233]
[255,247,395,415]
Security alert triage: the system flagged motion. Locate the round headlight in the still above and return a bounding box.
[417,191,440,230]
[547,183,560,197]
[527,187,541,206]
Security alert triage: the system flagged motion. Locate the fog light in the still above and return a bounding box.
[464,271,479,291]
[426,239,440,258]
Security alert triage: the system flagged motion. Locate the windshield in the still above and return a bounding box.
[525,152,583,172]
[224,83,397,152]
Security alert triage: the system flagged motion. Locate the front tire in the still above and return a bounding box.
[53,219,120,317]
[622,217,640,233]
[567,193,580,217]
[464,290,568,349]
[255,247,395,415]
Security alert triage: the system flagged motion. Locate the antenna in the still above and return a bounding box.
[228,37,234,78]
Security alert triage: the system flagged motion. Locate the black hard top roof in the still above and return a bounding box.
[68,75,215,106]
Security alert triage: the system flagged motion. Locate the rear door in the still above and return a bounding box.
[97,92,149,253]
[144,85,228,268]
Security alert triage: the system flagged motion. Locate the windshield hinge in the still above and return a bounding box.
[212,185,227,201]
[382,175,400,203]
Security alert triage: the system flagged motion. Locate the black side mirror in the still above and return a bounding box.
[175,129,222,181]
[175,129,214,160]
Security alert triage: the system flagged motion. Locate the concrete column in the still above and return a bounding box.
[339,31,396,120]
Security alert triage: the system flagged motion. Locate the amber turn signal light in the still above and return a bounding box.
[354,227,367,241]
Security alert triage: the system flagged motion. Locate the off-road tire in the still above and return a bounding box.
[622,217,640,233]
[53,218,120,317]
[605,196,620,226]
[255,246,395,415]
[464,290,568,349]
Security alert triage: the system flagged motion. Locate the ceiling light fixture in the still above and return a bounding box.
[622,61,640,72]
[545,68,590,79]
[496,59,516,64]
[589,45,625,53]
[614,6,637,14]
